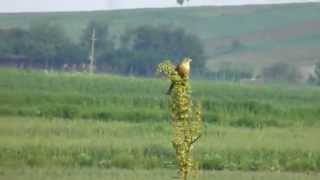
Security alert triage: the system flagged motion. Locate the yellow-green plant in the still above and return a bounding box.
[157,60,203,180]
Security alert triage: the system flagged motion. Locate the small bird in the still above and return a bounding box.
[167,58,192,95]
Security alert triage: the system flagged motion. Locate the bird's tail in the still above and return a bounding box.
[167,82,174,95]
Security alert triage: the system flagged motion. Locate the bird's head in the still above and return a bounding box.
[181,57,192,65]
[180,58,192,73]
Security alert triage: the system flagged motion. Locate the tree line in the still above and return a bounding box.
[0,21,205,76]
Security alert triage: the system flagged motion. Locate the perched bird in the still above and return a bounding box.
[167,58,192,94]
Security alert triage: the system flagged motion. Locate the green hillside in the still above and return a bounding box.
[1,3,320,72]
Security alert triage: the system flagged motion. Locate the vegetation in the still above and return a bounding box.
[312,61,320,85]
[1,3,320,74]
[0,21,205,76]
[0,117,320,172]
[2,168,319,180]
[1,68,320,179]
[204,62,253,81]
[0,22,85,69]
[261,62,301,83]
[1,69,320,127]
[119,26,205,75]
[158,60,203,179]
[177,0,189,5]
[1,1,320,179]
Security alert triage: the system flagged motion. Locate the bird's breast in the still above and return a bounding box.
[177,63,190,78]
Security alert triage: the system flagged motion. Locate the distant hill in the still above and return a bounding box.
[1,2,320,75]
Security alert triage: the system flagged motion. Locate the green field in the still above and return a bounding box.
[1,68,320,127]
[1,68,320,179]
[1,117,320,171]
[2,3,320,179]
[0,117,320,179]
[1,3,320,71]
[1,168,319,180]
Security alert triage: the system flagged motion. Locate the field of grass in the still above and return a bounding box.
[1,68,320,179]
[1,168,319,180]
[1,68,320,127]
[1,3,320,71]
[0,117,319,172]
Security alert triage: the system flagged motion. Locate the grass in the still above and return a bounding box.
[1,68,320,178]
[0,117,319,172]
[1,68,320,127]
[1,168,319,180]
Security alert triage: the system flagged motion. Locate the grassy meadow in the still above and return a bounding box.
[1,68,320,179]
[1,68,320,127]
[1,168,319,180]
[1,117,320,171]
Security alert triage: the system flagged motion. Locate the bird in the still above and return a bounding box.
[167,58,192,95]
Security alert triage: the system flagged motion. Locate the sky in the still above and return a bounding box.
[0,0,319,13]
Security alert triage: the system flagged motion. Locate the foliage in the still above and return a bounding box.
[1,68,320,127]
[1,168,320,180]
[314,61,320,85]
[177,0,189,5]
[80,20,113,52]
[0,22,83,69]
[28,21,72,68]
[0,23,205,76]
[0,28,32,55]
[80,20,115,70]
[1,3,320,76]
[157,60,203,180]
[1,117,320,173]
[261,62,302,83]
[116,26,205,75]
[204,62,253,81]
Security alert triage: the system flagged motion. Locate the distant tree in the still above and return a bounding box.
[177,0,189,5]
[311,61,320,85]
[0,24,83,69]
[28,21,71,69]
[0,28,32,56]
[55,41,87,67]
[230,39,245,52]
[262,62,301,83]
[0,28,33,68]
[315,61,320,80]
[80,20,115,72]
[80,21,114,57]
[116,25,205,76]
[204,62,253,81]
